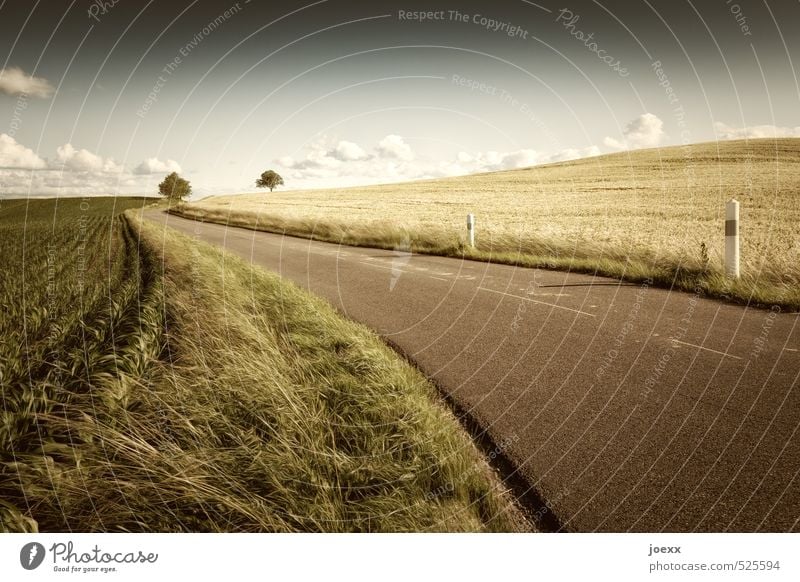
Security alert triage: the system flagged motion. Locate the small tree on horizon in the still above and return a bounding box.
[158,172,192,202]
[256,170,284,192]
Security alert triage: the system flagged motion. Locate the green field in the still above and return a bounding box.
[0,197,523,532]
[174,138,800,309]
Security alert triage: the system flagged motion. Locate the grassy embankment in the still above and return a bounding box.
[171,139,800,310]
[0,197,524,532]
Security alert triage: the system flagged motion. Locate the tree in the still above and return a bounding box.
[256,170,284,192]
[158,172,191,201]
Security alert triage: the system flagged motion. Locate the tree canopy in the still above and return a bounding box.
[256,170,284,192]
[158,172,191,201]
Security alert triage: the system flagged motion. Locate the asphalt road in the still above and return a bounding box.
[144,209,800,532]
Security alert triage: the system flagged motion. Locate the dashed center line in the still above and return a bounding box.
[357,261,448,282]
[670,339,743,360]
[477,286,595,317]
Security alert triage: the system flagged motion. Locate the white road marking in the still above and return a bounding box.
[358,261,405,272]
[477,286,595,317]
[670,339,743,360]
[357,261,448,282]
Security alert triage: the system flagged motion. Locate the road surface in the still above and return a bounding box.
[144,209,800,532]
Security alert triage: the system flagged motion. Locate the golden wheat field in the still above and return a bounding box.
[181,138,800,307]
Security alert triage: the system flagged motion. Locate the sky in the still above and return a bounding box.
[1,0,799,199]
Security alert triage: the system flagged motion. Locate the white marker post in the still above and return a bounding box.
[467,213,475,248]
[725,199,740,278]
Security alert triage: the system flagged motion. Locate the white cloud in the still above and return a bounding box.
[274,135,603,191]
[0,133,46,169]
[330,140,368,161]
[55,143,123,173]
[456,151,474,164]
[497,149,539,169]
[275,135,417,188]
[714,121,800,140]
[0,164,172,197]
[467,149,535,172]
[133,157,182,175]
[280,138,344,171]
[377,134,415,161]
[278,135,415,183]
[542,146,602,163]
[0,168,124,197]
[0,135,190,197]
[442,146,600,176]
[604,113,664,150]
[0,67,54,98]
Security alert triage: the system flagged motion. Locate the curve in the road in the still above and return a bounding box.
[144,209,800,532]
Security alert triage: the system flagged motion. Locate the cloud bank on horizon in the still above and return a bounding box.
[2,112,798,196]
[0,131,181,196]
[275,132,603,190]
